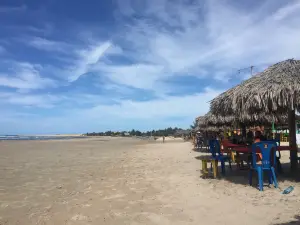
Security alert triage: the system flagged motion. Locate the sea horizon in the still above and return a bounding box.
[0,134,87,141]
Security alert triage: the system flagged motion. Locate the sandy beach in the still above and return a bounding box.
[1,137,300,225]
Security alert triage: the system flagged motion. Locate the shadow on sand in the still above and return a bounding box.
[194,152,300,223]
[195,155,300,186]
[273,216,300,224]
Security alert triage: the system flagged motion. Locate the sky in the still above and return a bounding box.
[1,0,300,134]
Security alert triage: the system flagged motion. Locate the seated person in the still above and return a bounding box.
[254,131,266,161]
[254,130,266,143]
[254,131,262,143]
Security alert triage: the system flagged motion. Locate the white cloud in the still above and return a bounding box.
[0,62,56,90]
[74,42,111,67]
[102,0,300,87]
[3,23,54,36]
[0,87,221,133]
[96,63,165,89]
[0,91,118,109]
[0,92,60,108]
[64,41,117,82]
[272,1,300,21]
[2,0,300,133]
[80,87,220,120]
[27,37,71,53]
[17,0,300,92]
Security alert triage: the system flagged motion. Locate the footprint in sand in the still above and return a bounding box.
[103,193,126,200]
[144,213,171,225]
[71,214,88,221]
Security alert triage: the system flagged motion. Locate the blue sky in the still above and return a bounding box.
[1,0,300,134]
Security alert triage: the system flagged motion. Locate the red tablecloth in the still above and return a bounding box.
[226,143,246,148]
[233,146,292,153]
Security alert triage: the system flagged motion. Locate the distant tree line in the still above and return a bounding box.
[85,127,190,137]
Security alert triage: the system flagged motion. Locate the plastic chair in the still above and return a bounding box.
[266,139,282,173]
[249,142,278,191]
[209,139,232,175]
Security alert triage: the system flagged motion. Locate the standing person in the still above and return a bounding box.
[163,136,165,143]
[232,130,237,144]
[219,129,224,141]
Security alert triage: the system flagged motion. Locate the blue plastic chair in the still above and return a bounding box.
[249,141,278,191]
[209,139,232,175]
[266,139,282,173]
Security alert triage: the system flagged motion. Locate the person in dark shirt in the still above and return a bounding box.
[246,130,254,145]
[254,130,266,142]
[232,132,237,144]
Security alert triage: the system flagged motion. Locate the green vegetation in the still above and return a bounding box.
[85,127,190,137]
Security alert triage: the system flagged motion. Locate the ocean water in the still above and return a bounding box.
[0,135,87,141]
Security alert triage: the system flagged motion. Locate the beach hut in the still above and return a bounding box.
[210,59,300,170]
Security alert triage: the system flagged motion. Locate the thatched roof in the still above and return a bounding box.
[196,111,289,129]
[204,125,233,132]
[196,116,206,128]
[238,112,288,125]
[204,112,235,126]
[210,59,300,116]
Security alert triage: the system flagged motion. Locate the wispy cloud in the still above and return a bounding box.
[82,87,221,120]
[0,62,56,90]
[73,0,300,91]
[2,23,54,37]
[26,37,71,53]
[67,41,113,81]
[272,1,300,20]
[0,90,118,109]
[14,0,300,91]
[0,4,27,13]
[23,38,119,82]
[1,0,300,133]
[0,92,60,108]
[0,87,222,133]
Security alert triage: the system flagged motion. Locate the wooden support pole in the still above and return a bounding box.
[288,110,298,171]
[241,123,247,139]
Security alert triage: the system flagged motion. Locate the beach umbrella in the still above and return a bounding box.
[210,59,300,170]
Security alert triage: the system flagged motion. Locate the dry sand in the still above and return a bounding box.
[0,137,300,225]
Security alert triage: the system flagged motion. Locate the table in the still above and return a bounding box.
[221,143,248,169]
[222,143,246,153]
[226,143,246,148]
[232,145,293,173]
[233,146,292,153]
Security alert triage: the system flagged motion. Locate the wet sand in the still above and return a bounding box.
[0,137,300,225]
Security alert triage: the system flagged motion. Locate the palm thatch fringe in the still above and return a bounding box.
[210,59,300,116]
[195,116,206,128]
[204,112,235,126]
[195,111,289,128]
